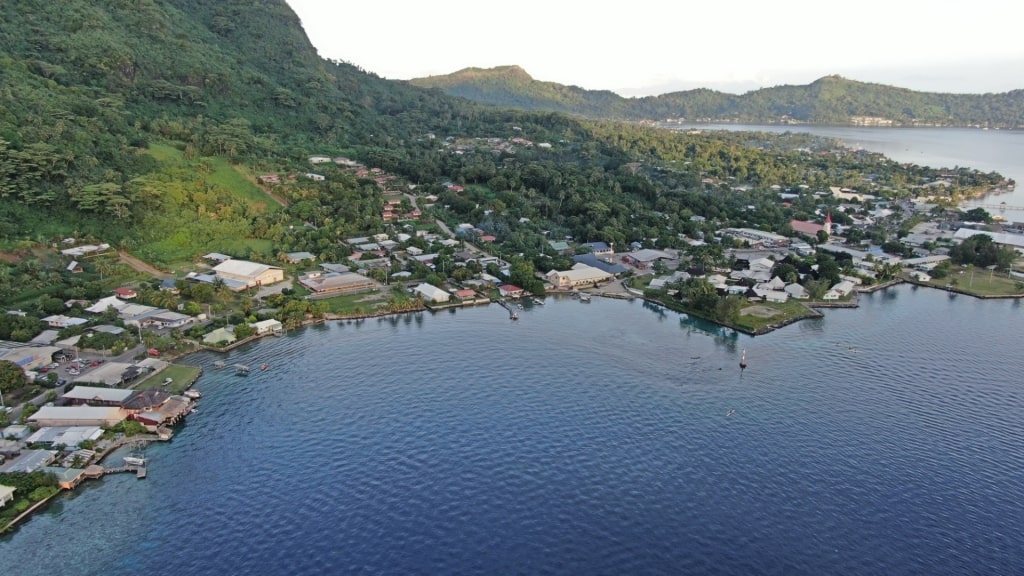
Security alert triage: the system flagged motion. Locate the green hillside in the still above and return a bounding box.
[412,67,1024,128]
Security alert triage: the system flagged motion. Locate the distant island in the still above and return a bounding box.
[410,66,1024,129]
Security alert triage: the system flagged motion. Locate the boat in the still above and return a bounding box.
[234,364,251,376]
[533,298,545,305]
[213,361,226,368]
[123,454,147,467]
[161,377,173,386]
[261,363,269,372]
[579,293,591,302]
[183,389,202,399]
[739,350,747,370]
[511,312,519,320]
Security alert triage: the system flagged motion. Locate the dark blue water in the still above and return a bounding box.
[3,287,1023,575]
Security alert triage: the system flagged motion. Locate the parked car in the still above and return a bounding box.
[46,362,60,369]
[89,360,103,367]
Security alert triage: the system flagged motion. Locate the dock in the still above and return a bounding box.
[84,465,147,479]
[496,299,519,320]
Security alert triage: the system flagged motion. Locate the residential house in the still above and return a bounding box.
[42,315,88,329]
[0,485,14,508]
[285,252,317,264]
[784,283,809,299]
[251,319,283,336]
[498,284,525,299]
[580,242,613,257]
[113,287,138,300]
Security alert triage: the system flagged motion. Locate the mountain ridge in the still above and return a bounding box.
[410,67,1024,128]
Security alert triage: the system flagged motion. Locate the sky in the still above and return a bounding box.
[286,0,1024,96]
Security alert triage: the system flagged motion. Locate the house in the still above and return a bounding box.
[251,319,283,336]
[203,253,233,263]
[202,327,237,346]
[0,485,14,508]
[580,242,613,257]
[748,258,775,273]
[830,280,856,297]
[548,240,571,254]
[454,289,477,300]
[308,156,332,164]
[413,283,451,303]
[42,315,88,329]
[213,259,284,288]
[545,264,613,289]
[498,284,525,299]
[159,279,180,293]
[66,261,83,274]
[285,252,317,264]
[304,173,325,181]
[113,287,138,300]
[753,288,789,303]
[142,311,191,329]
[784,283,809,299]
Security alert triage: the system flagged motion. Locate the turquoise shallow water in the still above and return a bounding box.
[2,286,1023,575]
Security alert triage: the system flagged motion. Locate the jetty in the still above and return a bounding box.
[83,464,147,479]
[496,299,520,320]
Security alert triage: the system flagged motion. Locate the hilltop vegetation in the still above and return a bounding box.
[411,66,1024,128]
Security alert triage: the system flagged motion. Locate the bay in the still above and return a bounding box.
[2,287,1022,575]
[672,124,1024,220]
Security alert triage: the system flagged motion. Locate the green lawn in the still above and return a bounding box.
[927,267,1024,297]
[735,299,817,332]
[134,364,203,394]
[317,289,392,314]
[147,143,281,213]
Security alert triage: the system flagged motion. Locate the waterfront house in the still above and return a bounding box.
[498,284,525,299]
[251,319,283,336]
[299,271,377,296]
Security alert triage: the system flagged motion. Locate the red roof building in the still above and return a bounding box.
[789,219,825,236]
[113,287,138,300]
[498,284,525,298]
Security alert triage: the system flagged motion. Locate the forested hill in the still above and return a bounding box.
[0,0,569,244]
[411,66,1024,128]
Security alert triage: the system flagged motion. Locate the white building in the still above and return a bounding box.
[545,264,613,289]
[213,259,284,288]
[412,283,450,303]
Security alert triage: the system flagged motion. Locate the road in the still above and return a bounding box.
[118,250,171,279]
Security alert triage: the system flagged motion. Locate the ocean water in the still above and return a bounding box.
[2,287,1022,575]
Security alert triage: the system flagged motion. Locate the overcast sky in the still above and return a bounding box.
[286,0,1024,96]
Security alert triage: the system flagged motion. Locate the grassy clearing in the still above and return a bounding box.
[134,364,203,394]
[317,289,392,314]
[735,300,816,332]
[926,266,1024,297]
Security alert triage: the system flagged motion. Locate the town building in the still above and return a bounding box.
[29,406,127,428]
[413,283,451,303]
[299,271,377,296]
[0,485,14,508]
[212,259,284,288]
[545,264,613,289]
